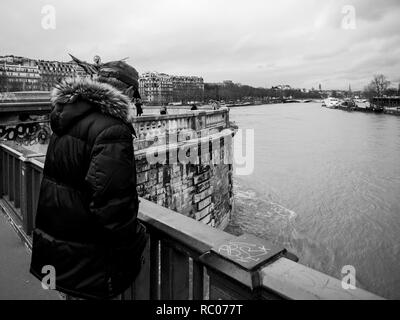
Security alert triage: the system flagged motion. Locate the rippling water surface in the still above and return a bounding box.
[226,103,400,299]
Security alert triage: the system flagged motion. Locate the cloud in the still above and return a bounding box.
[0,0,399,90]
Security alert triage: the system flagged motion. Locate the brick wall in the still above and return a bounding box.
[134,132,234,229]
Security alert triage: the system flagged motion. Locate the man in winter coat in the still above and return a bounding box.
[30,63,147,299]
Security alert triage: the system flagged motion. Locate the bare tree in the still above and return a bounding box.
[365,74,391,98]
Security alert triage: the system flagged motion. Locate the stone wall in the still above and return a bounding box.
[134,130,234,229]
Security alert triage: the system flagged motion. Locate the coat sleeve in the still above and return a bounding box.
[85,123,139,237]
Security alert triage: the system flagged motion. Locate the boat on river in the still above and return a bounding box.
[322,97,341,109]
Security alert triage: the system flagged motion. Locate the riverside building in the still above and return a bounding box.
[36,60,86,91]
[0,55,86,91]
[139,72,173,105]
[0,56,41,91]
[139,71,204,105]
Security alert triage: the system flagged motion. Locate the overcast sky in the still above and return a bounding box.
[1,0,399,90]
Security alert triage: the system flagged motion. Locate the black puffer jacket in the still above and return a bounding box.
[30,78,147,299]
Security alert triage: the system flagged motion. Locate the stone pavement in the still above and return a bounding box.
[0,213,60,300]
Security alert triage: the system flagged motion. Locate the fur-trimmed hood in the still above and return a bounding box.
[50,77,136,133]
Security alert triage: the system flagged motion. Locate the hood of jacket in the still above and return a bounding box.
[50,77,136,135]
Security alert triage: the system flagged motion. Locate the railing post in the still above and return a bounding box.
[191,114,197,132]
[20,158,34,235]
[8,154,14,202]
[160,243,190,299]
[31,168,42,221]
[199,234,291,299]
[192,259,204,300]
[0,148,3,197]
[131,235,151,299]
[14,156,21,209]
[4,152,8,195]
[150,234,161,300]
[193,111,206,132]
[225,109,230,129]
[201,112,207,130]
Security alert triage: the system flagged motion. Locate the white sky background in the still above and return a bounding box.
[1,0,399,90]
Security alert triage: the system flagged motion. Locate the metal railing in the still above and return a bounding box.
[0,143,383,300]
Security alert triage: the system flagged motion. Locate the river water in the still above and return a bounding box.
[226,102,400,299]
